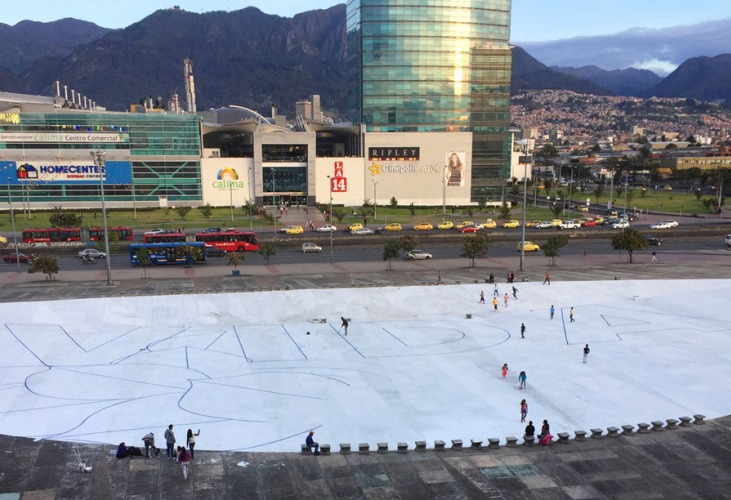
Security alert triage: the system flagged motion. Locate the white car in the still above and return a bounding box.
[612,220,630,229]
[78,248,107,259]
[350,228,375,235]
[301,243,322,253]
[649,220,677,229]
[316,224,337,233]
[406,250,432,260]
[559,219,580,230]
[535,221,553,229]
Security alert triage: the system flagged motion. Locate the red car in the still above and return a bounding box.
[581,219,597,227]
[3,252,34,263]
[458,225,481,233]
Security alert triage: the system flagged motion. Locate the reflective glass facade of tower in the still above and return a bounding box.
[347,0,512,201]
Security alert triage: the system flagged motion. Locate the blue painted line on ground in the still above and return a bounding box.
[281,325,308,361]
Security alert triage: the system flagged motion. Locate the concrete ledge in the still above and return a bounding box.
[622,425,634,435]
[434,440,446,451]
[607,427,620,438]
[506,437,518,447]
[637,423,651,434]
[358,443,370,454]
[679,416,692,427]
[557,432,570,444]
[694,414,706,425]
[666,419,679,430]
[339,443,351,455]
[301,444,312,455]
[651,421,664,431]
[397,442,408,453]
[590,428,603,439]
[574,430,587,441]
[487,438,501,449]
[470,439,483,450]
[320,444,331,455]
[377,442,388,454]
[415,441,426,452]
[451,439,463,450]
[523,435,535,446]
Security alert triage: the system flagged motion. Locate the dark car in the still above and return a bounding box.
[645,236,663,246]
[3,252,33,263]
[204,245,226,257]
[202,227,222,233]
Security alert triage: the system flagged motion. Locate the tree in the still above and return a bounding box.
[108,230,121,255]
[199,203,213,219]
[460,233,489,268]
[383,241,401,270]
[499,202,511,221]
[134,247,152,278]
[226,251,245,273]
[389,196,398,211]
[593,182,605,203]
[398,235,420,254]
[49,206,83,228]
[408,202,416,216]
[175,206,191,219]
[258,242,277,264]
[477,198,486,213]
[28,255,59,281]
[611,228,647,263]
[542,234,569,265]
[358,206,373,226]
[243,199,258,218]
[179,244,202,267]
[332,208,346,223]
[550,203,563,218]
[543,178,554,197]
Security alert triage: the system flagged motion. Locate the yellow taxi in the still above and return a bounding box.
[456,221,475,230]
[384,223,402,231]
[437,221,454,230]
[503,220,520,228]
[517,241,540,252]
[578,206,589,212]
[593,215,605,224]
[413,222,434,231]
[526,220,541,228]
[481,219,497,229]
[282,225,304,235]
[347,223,364,232]
[550,219,563,227]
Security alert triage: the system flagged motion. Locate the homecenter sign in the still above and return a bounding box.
[0,132,129,143]
[6,161,132,184]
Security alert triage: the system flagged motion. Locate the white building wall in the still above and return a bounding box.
[314,132,473,206]
[200,157,254,207]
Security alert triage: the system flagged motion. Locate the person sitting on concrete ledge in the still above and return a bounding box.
[116,442,144,458]
[306,431,320,455]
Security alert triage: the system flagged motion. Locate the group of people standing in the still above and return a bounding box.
[117,424,200,480]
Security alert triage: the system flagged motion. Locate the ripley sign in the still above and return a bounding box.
[368,147,420,161]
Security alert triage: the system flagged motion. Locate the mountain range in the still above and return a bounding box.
[1,6,730,115]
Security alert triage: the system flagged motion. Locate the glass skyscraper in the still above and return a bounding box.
[347,0,512,200]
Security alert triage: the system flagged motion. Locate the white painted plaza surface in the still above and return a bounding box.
[1,279,730,452]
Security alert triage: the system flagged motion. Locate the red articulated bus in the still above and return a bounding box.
[22,228,81,244]
[195,230,258,253]
[142,232,187,244]
[89,226,134,242]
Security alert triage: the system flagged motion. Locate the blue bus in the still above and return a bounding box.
[129,242,207,266]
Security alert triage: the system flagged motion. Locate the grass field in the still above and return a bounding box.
[0,189,716,233]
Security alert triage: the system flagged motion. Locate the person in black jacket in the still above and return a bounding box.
[524,421,535,438]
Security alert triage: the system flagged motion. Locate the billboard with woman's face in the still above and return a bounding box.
[445,151,465,187]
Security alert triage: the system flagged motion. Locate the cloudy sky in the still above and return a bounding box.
[2,0,730,42]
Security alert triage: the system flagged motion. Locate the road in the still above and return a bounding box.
[12,234,726,272]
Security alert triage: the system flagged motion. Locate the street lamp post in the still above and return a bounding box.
[90,150,113,285]
[327,175,333,264]
[132,183,137,220]
[229,178,234,222]
[442,171,447,220]
[519,143,531,272]
[248,166,254,231]
[7,179,21,273]
[372,179,379,221]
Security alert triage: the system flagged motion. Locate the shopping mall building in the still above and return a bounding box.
[0,1,515,211]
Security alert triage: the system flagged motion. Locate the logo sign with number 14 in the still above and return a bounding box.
[330,177,347,192]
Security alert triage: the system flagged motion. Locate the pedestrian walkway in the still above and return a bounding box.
[1,415,729,499]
